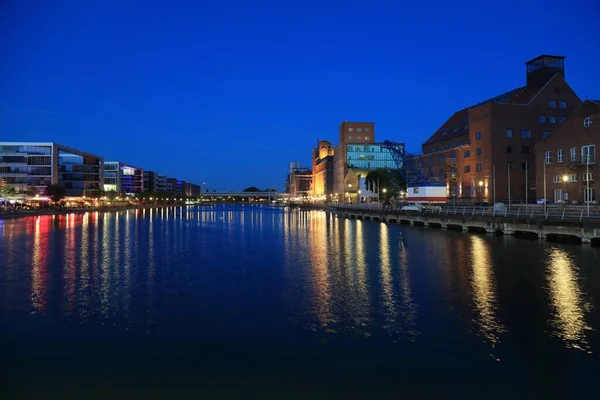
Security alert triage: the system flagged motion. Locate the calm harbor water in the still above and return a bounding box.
[1,205,599,398]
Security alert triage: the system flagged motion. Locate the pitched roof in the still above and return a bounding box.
[422,76,564,149]
[540,100,600,142]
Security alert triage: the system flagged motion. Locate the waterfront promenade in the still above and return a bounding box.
[332,204,600,245]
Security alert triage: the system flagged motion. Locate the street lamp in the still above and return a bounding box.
[478,180,483,202]
[562,174,569,204]
[358,189,361,204]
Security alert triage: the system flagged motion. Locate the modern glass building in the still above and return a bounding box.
[0,142,103,196]
[345,143,402,170]
[143,171,167,193]
[103,162,144,195]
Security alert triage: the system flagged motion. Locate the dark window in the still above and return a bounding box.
[464,165,471,173]
[506,146,513,153]
[521,130,531,139]
[549,116,556,123]
[439,154,445,162]
[559,101,567,109]
[539,115,546,123]
[522,145,531,154]
[476,163,482,172]
[549,100,556,108]
[475,131,482,140]
[476,148,482,156]
[522,162,530,171]
[506,129,513,138]
[464,150,470,158]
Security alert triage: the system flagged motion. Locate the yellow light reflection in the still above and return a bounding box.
[308,211,333,331]
[547,248,592,352]
[379,223,397,334]
[470,236,505,346]
[350,220,370,333]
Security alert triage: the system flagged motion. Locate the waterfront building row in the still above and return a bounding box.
[0,142,203,198]
[297,54,596,204]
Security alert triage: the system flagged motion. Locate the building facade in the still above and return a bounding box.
[333,121,376,200]
[104,162,144,195]
[535,100,599,203]
[288,167,312,197]
[419,55,581,203]
[185,182,201,197]
[143,171,167,193]
[166,178,177,194]
[0,142,103,196]
[312,140,334,199]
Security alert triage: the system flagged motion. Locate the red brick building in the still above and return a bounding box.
[419,55,581,204]
[535,100,599,203]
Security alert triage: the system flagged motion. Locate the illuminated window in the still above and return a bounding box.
[357,128,362,132]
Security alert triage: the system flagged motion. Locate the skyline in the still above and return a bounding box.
[1,0,600,191]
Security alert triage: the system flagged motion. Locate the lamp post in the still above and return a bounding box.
[478,180,483,203]
[562,174,569,205]
[358,189,361,204]
[382,188,387,203]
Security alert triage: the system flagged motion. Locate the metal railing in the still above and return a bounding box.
[333,203,600,223]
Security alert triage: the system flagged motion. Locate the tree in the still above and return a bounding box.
[243,186,261,192]
[365,169,406,201]
[44,184,66,203]
[105,190,118,200]
[89,189,105,199]
[0,185,17,199]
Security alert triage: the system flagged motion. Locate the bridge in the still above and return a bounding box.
[199,191,288,199]
[331,204,600,245]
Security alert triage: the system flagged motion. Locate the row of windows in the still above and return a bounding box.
[539,115,567,124]
[347,136,371,142]
[0,166,51,175]
[548,100,567,109]
[545,145,596,164]
[505,129,531,139]
[506,145,531,154]
[552,173,594,183]
[0,145,52,155]
[347,127,371,133]
[463,148,483,158]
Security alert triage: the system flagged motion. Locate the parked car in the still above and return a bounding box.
[401,204,422,212]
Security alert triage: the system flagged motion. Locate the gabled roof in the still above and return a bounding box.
[540,100,600,142]
[423,74,565,148]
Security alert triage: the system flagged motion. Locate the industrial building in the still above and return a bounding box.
[419,55,581,203]
[535,100,599,203]
[311,140,334,199]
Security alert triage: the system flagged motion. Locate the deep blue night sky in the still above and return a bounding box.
[1,0,599,191]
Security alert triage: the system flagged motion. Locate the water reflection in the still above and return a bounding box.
[397,233,418,339]
[469,236,505,346]
[31,216,50,314]
[379,223,397,334]
[546,248,592,352]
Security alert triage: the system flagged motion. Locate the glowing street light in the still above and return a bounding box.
[563,174,569,203]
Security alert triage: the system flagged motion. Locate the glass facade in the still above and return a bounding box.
[0,143,102,196]
[345,143,401,170]
[57,149,102,196]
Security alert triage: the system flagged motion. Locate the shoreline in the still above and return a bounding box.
[0,204,186,221]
